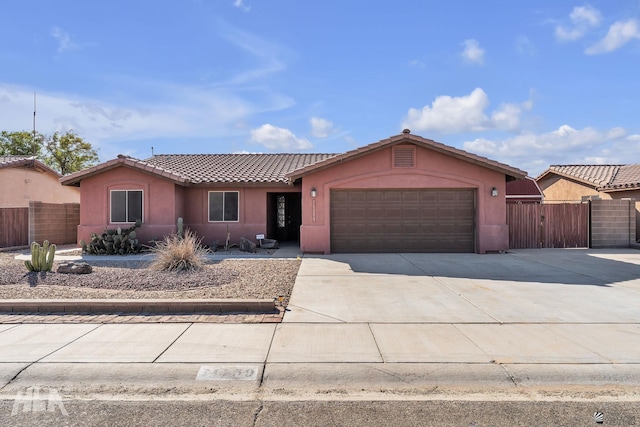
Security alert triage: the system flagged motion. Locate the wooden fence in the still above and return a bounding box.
[0,202,79,249]
[507,203,589,249]
[0,207,29,248]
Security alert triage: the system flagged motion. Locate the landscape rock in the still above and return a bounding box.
[57,261,93,274]
[260,238,279,249]
[239,237,257,253]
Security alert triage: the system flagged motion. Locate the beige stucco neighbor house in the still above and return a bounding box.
[61,132,527,254]
[536,164,640,240]
[0,156,79,207]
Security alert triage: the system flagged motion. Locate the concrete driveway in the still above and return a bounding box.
[285,249,640,323]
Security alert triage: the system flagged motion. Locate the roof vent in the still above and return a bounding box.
[393,146,415,168]
[402,129,411,134]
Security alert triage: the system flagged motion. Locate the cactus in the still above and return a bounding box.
[24,240,56,272]
[83,221,143,255]
[177,217,184,239]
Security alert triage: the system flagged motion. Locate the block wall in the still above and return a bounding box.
[29,202,80,245]
[590,199,636,248]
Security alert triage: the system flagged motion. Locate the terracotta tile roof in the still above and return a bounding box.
[537,164,640,191]
[145,154,336,184]
[0,155,61,176]
[61,153,337,186]
[602,164,640,191]
[287,132,527,180]
[0,155,33,166]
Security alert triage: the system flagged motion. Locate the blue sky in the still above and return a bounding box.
[1,1,639,177]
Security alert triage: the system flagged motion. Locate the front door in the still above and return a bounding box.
[269,193,301,242]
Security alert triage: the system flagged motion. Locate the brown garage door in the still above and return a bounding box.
[330,189,475,253]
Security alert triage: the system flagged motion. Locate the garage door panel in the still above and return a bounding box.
[331,189,475,253]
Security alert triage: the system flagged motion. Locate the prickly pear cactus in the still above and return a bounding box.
[83,221,143,255]
[24,240,56,272]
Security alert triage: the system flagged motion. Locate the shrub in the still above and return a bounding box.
[149,229,208,272]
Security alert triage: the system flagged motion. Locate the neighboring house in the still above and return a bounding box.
[0,156,79,207]
[61,131,526,253]
[536,164,640,239]
[506,177,543,204]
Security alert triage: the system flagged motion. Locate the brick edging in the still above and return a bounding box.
[0,298,277,314]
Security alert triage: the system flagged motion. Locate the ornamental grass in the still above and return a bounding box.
[149,229,208,272]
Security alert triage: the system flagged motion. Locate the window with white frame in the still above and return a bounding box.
[110,190,143,223]
[208,191,239,222]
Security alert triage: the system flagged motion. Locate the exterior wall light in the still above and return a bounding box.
[491,187,498,197]
[311,188,317,198]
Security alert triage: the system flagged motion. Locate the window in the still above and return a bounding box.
[209,191,239,222]
[110,190,143,223]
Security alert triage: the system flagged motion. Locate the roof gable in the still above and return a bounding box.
[286,132,527,181]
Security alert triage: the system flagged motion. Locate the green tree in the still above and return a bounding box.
[44,130,99,175]
[0,131,43,157]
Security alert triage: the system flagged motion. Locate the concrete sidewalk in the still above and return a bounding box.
[1,249,640,401]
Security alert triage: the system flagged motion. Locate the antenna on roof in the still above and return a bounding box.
[32,92,37,157]
[151,146,154,156]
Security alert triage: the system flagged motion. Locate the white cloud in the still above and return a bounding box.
[250,124,312,151]
[585,19,640,54]
[463,125,629,176]
[555,5,602,41]
[403,88,489,133]
[402,88,533,134]
[0,82,294,160]
[233,0,251,12]
[51,27,78,53]
[460,39,485,65]
[491,103,523,131]
[310,117,333,138]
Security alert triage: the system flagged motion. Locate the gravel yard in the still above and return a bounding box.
[0,252,300,305]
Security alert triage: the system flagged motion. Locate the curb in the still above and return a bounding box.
[0,298,278,314]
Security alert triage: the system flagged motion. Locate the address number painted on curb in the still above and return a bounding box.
[196,365,259,381]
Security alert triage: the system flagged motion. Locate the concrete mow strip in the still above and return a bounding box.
[268,323,382,363]
[456,324,608,364]
[548,324,640,363]
[156,324,276,363]
[370,324,491,363]
[0,324,99,363]
[41,324,189,363]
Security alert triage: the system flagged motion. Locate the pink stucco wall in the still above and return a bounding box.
[77,166,179,245]
[76,165,300,247]
[182,186,299,247]
[298,144,508,254]
[1,168,79,207]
